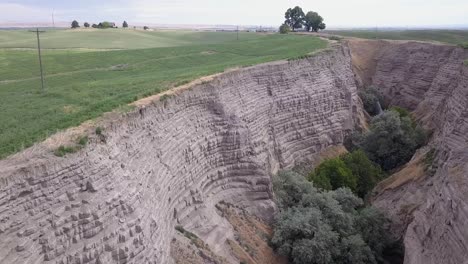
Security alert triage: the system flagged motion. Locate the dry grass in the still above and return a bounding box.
[374,148,429,193]
[220,204,288,264]
[170,231,229,264]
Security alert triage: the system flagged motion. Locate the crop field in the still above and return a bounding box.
[0,29,268,50]
[325,29,468,45]
[0,29,327,158]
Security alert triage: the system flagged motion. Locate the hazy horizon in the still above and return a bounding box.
[1,0,468,29]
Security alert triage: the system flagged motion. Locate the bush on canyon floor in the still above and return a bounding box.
[358,86,384,116]
[357,110,427,171]
[341,150,383,198]
[309,150,382,198]
[272,170,392,264]
[308,157,356,192]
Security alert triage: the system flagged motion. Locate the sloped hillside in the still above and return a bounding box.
[350,39,468,264]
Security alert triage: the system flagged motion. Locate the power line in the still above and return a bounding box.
[29,28,46,92]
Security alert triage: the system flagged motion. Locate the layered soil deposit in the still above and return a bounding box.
[1,39,467,264]
[349,39,468,264]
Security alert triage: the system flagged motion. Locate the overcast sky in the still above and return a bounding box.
[1,0,467,28]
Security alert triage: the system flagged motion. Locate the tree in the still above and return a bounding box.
[279,23,291,34]
[84,22,90,28]
[92,24,98,28]
[271,170,395,264]
[123,21,128,28]
[309,158,357,192]
[355,207,392,262]
[284,6,305,31]
[273,170,315,209]
[341,150,382,198]
[359,110,424,170]
[143,26,149,30]
[304,11,326,32]
[71,20,80,29]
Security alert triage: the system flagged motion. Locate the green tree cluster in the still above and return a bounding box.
[123,21,129,28]
[84,22,90,28]
[284,6,326,32]
[304,11,326,32]
[98,21,114,28]
[272,171,393,264]
[309,150,382,198]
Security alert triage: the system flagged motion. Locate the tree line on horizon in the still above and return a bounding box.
[71,20,150,30]
[280,6,326,34]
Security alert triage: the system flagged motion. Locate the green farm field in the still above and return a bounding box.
[325,29,468,45]
[0,29,327,158]
[0,28,268,50]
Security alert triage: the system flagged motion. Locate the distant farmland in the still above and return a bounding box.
[0,29,327,158]
[325,29,468,45]
[0,29,270,50]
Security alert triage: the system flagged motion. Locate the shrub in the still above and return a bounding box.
[175,225,198,240]
[287,54,313,61]
[159,94,172,101]
[459,43,468,49]
[271,171,394,264]
[358,86,384,116]
[54,135,89,157]
[95,127,103,135]
[279,23,291,34]
[423,148,438,176]
[77,136,88,146]
[328,36,342,41]
[54,146,77,157]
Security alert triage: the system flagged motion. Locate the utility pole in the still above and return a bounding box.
[52,9,55,28]
[29,28,46,92]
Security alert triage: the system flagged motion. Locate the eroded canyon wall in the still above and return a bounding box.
[350,40,468,264]
[0,45,363,264]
